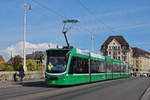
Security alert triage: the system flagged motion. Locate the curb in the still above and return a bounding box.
[0,85,22,89]
[0,79,44,89]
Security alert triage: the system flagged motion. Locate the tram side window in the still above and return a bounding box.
[123,65,126,73]
[106,63,112,73]
[68,57,76,74]
[126,65,129,73]
[125,65,128,73]
[91,60,105,73]
[123,65,127,73]
[120,65,125,73]
[113,64,121,73]
[77,57,88,73]
[98,61,106,73]
[120,65,123,73]
[117,64,121,72]
[103,62,107,72]
[119,65,122,73]
[69,57,89,74]
[127,65,130,73]
[91,60,97,73]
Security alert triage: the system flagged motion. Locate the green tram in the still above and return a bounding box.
[45,47,131,86]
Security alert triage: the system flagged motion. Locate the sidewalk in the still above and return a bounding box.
[0,79,44,89]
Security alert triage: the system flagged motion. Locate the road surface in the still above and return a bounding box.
[0,77,150,100]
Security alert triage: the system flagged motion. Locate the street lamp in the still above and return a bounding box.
[23,0,31,72]
[62,19,79,48]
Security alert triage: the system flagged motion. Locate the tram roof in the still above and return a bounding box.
[46,47,126,65]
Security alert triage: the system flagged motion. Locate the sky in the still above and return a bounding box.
[0,0,150,60]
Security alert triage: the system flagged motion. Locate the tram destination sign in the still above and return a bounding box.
[90,52,105,59]
[76,48,89,56]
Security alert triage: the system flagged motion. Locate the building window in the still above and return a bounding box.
[113,56,117,59]
[118,52,120,55]
[123,52,126,55]
[114,52,117,55]
[113,46,115,49]
[109,52,111,55]
[118,46,120,50]
[113,56,115,59]
[118,56,120,60]
[114,46,117,50]
[109,46,111,50]
[123,56,126,61]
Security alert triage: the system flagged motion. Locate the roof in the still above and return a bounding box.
[132,47,150,56]
[26,51,45,60]
[101,35,129,48]
[0,55,5,62]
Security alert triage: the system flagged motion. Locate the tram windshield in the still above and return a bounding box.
[46,50,70,73]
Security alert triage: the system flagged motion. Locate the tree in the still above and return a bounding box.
[12,55,23,71]
[26,60,39,71]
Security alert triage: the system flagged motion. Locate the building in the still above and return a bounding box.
[149,56,150,73]
[131,47,150,74]
[26,51,45,67]
[100,36,130,63]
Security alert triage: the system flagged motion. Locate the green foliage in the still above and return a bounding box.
[0,64,15,71]
[0,64,6,71]
[26,60,39,71]
[0,56,40,71]
[5,65,14,71]
[12,55,23,71]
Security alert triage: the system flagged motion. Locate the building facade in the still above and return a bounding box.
[26,51,45,67]
[131,48,150,74]
[100,36,130,63]
[100,35,150,75]
[149,56,150,72]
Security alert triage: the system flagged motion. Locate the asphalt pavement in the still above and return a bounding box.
[0,77,150,100]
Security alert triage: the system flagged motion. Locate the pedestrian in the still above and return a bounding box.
[13,72,17,82]
[19,66,25,81]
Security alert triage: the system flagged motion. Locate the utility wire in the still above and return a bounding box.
[30,0,79,32]
[30,0,67,19]
[78,0,117,35]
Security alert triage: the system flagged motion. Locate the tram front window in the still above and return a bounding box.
[47,57,66,73]
[46,50,69,73]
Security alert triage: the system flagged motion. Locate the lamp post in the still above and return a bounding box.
[23,0,31,72]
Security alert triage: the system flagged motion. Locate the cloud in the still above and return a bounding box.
[0,41,62,61]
